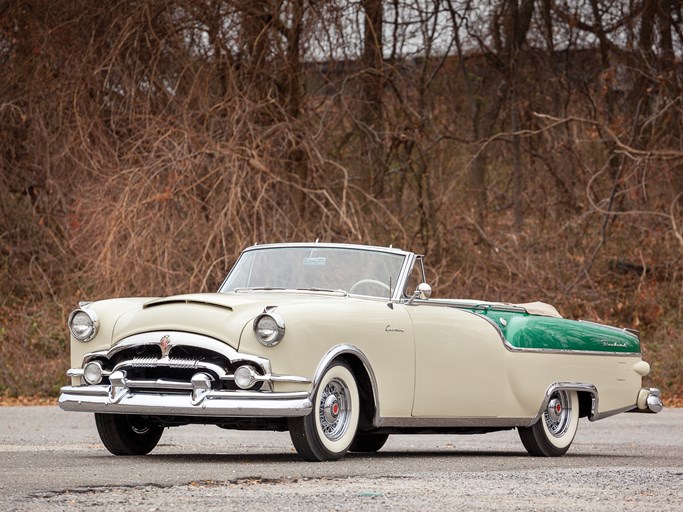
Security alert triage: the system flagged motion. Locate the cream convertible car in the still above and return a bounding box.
[59,243,662,461]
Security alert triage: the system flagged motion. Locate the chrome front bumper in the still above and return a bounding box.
[59,385,313,417]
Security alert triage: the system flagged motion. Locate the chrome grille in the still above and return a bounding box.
[84,331,273,392]
[127,357,203,369]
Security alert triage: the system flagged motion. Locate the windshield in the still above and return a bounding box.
[220,246,406,298]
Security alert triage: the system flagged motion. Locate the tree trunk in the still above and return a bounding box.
[360,0,385,198]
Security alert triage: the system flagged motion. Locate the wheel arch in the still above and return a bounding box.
[528,382,598,426]
[311,344,380,429]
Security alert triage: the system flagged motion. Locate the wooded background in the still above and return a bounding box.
[1,0,681,401]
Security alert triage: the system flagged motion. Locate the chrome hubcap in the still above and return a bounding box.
[544,390,572,437]
[318,378,350,441]
[323,394,340,424]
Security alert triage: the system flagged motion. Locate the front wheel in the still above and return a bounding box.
[289,362,360,461]
[95,413,163,455]
[518,389,579,457]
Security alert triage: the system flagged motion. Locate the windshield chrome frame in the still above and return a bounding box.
[218,243,416,302]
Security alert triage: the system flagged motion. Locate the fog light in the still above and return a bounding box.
[83,361,103,385]
[234,365,257,389]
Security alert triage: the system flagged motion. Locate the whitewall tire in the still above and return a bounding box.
[289,362,360,461]
[518,389,579,457]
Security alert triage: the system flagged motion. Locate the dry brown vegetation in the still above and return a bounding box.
[1,1,682,400]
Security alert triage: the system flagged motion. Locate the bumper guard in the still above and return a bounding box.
[630,387,663,414]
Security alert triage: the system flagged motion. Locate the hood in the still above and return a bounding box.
[112,291,344,348]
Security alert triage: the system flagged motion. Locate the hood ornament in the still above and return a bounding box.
[159,335,172,358]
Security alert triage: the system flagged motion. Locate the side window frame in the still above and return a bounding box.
[403,256,426,299]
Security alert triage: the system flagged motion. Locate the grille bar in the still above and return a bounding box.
[126,378,193,390]
[112,358,229,379]
[129,357,202,368]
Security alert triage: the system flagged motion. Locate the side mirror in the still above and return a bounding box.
[407,283,431,305]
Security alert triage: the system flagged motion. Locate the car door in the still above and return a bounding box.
[408,303,506,418]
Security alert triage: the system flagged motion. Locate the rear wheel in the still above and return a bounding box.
[95,413,163,455]
[350,433,389,453]
[289,362,359,461]
[518,389,579,457]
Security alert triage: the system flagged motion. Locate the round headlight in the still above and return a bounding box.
[68,308,99,342]
[253,311,285,347]
[83,361,103,385]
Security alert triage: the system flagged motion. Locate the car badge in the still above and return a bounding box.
[159,335,172,358]
[601,340,628,348]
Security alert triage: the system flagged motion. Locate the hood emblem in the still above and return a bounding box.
[159,335,172,358]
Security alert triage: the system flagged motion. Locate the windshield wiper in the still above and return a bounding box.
[296,287,348,295]
[234,287,286,292]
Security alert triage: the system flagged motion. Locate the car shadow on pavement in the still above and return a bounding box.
[75,448,629,463]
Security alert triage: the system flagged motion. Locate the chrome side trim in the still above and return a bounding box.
[312,344,381,426]
[375,383,601,429]
[592,404,637,421]
[502,345,642,357]
[268,374,311,383]
[377,416,530,428]
[58,385,312,417]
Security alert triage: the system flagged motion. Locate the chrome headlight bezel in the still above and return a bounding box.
[83,360,104,384]
[68,307,99,342]
[234,365,258,389]
[253,309,285,347]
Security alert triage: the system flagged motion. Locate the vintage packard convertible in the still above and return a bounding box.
[59,243,662,461]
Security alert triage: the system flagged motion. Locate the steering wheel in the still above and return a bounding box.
[349,279,391,295]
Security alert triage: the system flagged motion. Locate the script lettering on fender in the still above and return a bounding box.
[385,325,404,333]
[601,340,629,348]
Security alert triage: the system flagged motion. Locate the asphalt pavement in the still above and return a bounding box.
[0,406,681,510]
